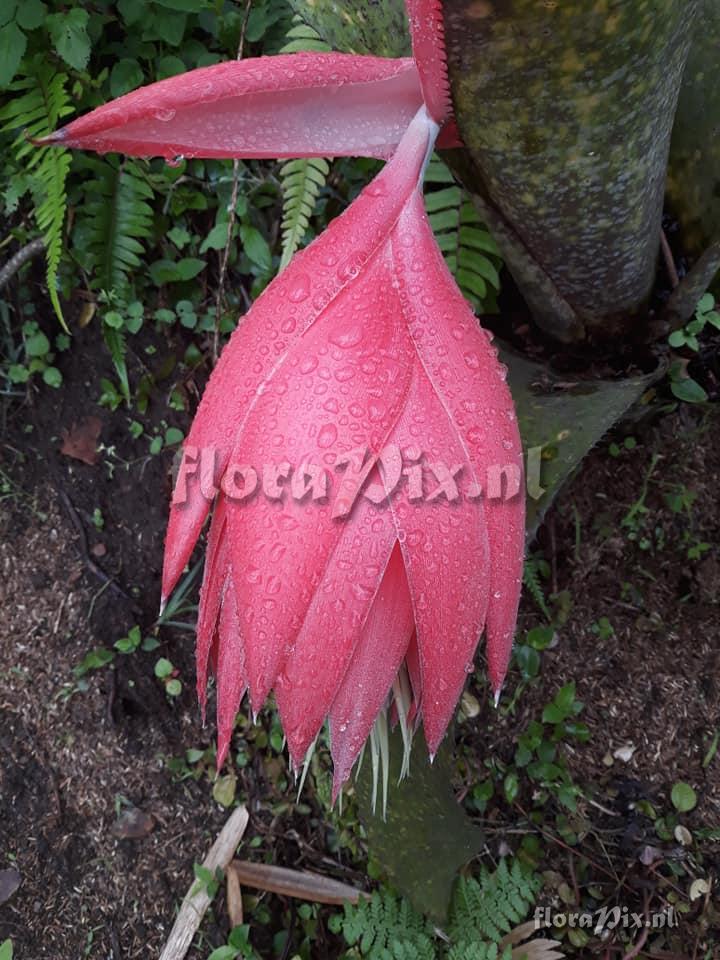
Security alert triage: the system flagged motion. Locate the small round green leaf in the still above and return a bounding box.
[671,782,697,813]
[25,331,50,357]
[42,366,62,388]
[154,657,173,679]
[110,58,143,97]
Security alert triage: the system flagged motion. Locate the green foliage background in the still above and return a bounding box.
[1,0,295,324]
[0,0,499,380]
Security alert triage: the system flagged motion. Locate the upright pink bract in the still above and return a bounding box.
[43,1,524,794]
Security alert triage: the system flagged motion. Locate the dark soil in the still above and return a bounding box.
[1,315,719,958]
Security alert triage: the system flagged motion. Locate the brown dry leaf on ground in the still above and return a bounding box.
[59,416,102,465]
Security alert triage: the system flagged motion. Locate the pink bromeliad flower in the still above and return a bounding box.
[42,1,525,795]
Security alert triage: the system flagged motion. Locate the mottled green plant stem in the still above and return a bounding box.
[291,0,701,342]
[443,0,698,341]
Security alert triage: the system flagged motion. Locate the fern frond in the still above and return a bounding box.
[341,889,435,960]
[339,861,542,960]
[102,323,130,406]
[448,860,542,948]
[0,60,73,327]
[447,942,511,960]
[73,158,154,293]
[278,157,330,270]
[424,157,503,313]
[276,16,331,269]
[523,556,551,620]
[281,18,332,53]
[34,150,71,326]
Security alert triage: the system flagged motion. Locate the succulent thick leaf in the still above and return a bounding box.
[667,0,720,261]
[504,349,662,539]
[356,727,485,922]
[40,54,425,161]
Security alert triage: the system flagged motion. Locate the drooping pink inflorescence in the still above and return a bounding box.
[42,1,524,795]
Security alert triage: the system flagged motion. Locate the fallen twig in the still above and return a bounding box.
[226,859,244,928]
[213,0,253,363]
[57,487,140,612]
[0,237,45,293]
[159,805,250,960]
[229,860,368,906]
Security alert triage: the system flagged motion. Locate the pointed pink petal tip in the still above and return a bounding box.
[31,130,66,147]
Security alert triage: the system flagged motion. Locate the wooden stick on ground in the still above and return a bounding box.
[159,805,250,960]
[229,860,368,906]
[226,860,244,929]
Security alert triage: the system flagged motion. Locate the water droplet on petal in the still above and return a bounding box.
[335,366,355,383]
[317,423,338,449]
[288,274,310,303]
[330,325,363,349]
[300,356,317,375]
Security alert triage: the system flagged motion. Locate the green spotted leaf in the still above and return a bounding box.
[356,728,484,922]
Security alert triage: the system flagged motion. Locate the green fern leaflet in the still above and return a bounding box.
[72,157,154,294]
[448,860,542,948]
[278,157,331,271]
[339,888,436,960]
[277,16,331,269]
[0,59,73,328]
[337,859,551,960]
[424,158,503,313]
